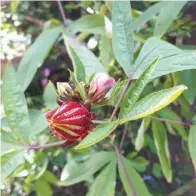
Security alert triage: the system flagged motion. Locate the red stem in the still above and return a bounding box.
[56,0,67,27]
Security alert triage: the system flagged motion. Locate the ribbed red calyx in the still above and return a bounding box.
[46,101,95,146]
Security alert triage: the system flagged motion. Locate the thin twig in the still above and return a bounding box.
[119,124,128,151]
[113,140,137,196]
[56,0,67,27]
[149,116,192,127]
[110,77,132,121]
[27,140,65,151]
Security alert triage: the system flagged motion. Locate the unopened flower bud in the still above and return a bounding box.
[46,101,95,146]
[88,73,115,104]
[57,82,73,98]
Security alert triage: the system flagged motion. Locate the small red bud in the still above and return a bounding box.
[46,101,95,146]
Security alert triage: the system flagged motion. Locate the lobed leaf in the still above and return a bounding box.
[112,1,134,76]
[152,121,172,182]
[87,160,117,196]
[118,156,150,196]
[120,85,187,124]
[60,151,115,186]
[119,56,160,118]
[134,37,196,80]
[17,27,62,91]
[154,1,188,37]
[2,64,30,142]
[75,121,118,150]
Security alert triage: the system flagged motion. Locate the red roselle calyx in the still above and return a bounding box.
[46,101,95,146]
[88,73,115,104]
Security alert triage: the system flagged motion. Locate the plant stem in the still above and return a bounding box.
[119,124,128,151]
[110,77,132,121]
[56,0,67,27]
[149,116,192,127]
[27,140,66,151]
[113,140,137,196]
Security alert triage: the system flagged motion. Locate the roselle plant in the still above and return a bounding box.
[1,1,196,196]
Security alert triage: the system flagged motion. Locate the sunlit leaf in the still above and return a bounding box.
[154,1,187,37]
[75,121,118,150]
[112,1,134,76]
[188,115,196,172]
[152,121,172,182]
[35,179,52,196]
[2,64,30,142]
[60,152,115,185]
[120,85,187,123]
[87,160,117,196]
[17,27,62,91]
[118,156,150,196]
[119,56,160,117]
[134,37,196,80]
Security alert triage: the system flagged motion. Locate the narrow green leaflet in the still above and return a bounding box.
[35,179,52,196]
[2,65,30,142]
[17,27,62,91]
[134,37,196,80]
[120,85,187,124]
[67,14,105,35]
[118,157,150,196]
[135,118,151,152]
[87,160,117,196]
[132,1,166,31]
[64,36,105,78]
[112,1,134,76]
[119,56,160,117]
[154,1,187,37]
[188,115,196,172]
[75,121,118,150]
[43,81,58,110]
[158,108,188,141]
[60,152,115,185]
[66,44,85,82]
[152,121,172,182]
[1,150,25,183]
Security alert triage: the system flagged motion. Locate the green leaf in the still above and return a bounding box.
[188,115,196,172]
[43,81,58,110]
[132,1,166,31]
[112,1,134,76]
[154,1,187,37]
[67,14,105,35]
[17,27,62,91]
[1,150,25,183]
[41,170,58,185]
[66,45,85,82]
[60,151,115,185]
[64,36,105,78]
[120,85,187,124]
[158,108,188,141]
[29,109,48,136]
[135,118,151,152]
[152,121,172,182]
[87,160,117,196]
[75,121,118,150]
[10,0,19,13]
[1,131,22,156]
[118,157,150,196]
[119,56,160,117]
[2,64,30,142]
[134,37,196,80]
[35,179,52,196]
